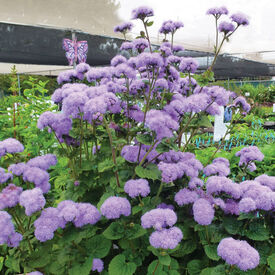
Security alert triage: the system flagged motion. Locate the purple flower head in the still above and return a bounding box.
[23,167,50,193]
[235,146,264,167]
[27,272,44,275]
[100,196,131,219]
[224,199,240,215]
[189,177,204,189]
[86,68,111,82]
[137,52,164,68]
[203,160,230,177]
[179,57,199,73]
[133,38,149,53]
[0,167,13,184]
[27,154,57,171]
[75,63,90,74]
[124,179,150,198]
[121,145,146,163]
[132,6,154,20]
[206,86,230,106]
[145,110,179,140]
[193,198,215,225]
[149,227,183,249]
[74,181,80,186]
[74,203,101,227]
[239,198,257,213]
[57,200,79,223]
[0,184,23,209]
[231,12,249,26]
[7,231,23,248]
[157,203,175,211]
[0,138,24,158]
[159,20,184,35]
[218,21,235,34]
[120,42,133,52]
[111,55,127,67]
[206,6,228,16]
[159,44,172,57]
[175,188,199,206]
[255,174,275,191]
[166,55,182,66]
[114,63,136,79]
[233,96,251,112]
[154,78,168,91]
[141,208,177,230]
[173,45,184,52]
[92,258,104,272]
[218,238,259,271]
[19,188,45,216]
[8,162,27,176]
[114,22,133,33]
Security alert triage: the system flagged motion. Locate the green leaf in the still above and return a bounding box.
[267,253,275,270]
[187,260,203,275]
[103,221,125,240]
[245,220,270,241]
[237,212,255,220]
[135,163,161,180]
[171,239,196,257]
[136,133,153,145]
[4,257,20,273]
[204,244,220,261]
[159,255,171,266]
[146,21,154,26]
[0,257,3,272]
[223,216,243,235]
[193,115,212,128]
[210,265,226,275]
[132,205,143,215]
[28,249,51,268]
[200,267,214,275]
[98,158,114,172]
[126,224,147,240]
[97,192,114,209]
[168,271,180,275]
[109,254,137,275]
[148,260,165,275]
[86,235,111,258]
[69,256,93,275]
[156,140,178,153]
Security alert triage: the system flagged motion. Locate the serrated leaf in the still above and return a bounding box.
[136,133,153,145]
[4,257,20,273]
[148,260,165,275]
[109,254,137,275]
[69,256,93,275]
[223,216,243,235]
[159,255,171,266]
[103,222,125,240]
[98,158,114,172]
[200,267,214,275]
[171,239,197,257]
[210,265,226,275]
[204,244,220,261]
[135,163,161,180]
[126,224,147,240]
[267,254,275,270]
[187,260,203,275]
[86,235,111,258]
[245,220,270,241]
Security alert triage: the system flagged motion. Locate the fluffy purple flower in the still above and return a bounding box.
[0,168,13,184]
[157,203,175,210]
[189,178,204,189]
[27,154,57,171]
[114,63,136,79]
[204,158,230,177]
[75,63,90,74]
[236,146,264,167]
[0,184,23,209]
[179,58,199,73]
[159,20,184,34]
[124,179,150,198]
[92,258,104,272]
[114,22,133,33]
[255,174,275,191]
[120,42,133,51]
[132,6,154,20]
[8,162,27,176]
[206,86,230,106]
[149,227,183,249]
[158,162,182,183]
[145,110,179,140]
[19,188,46,216]
[100,196,131,219]
[133,38,149,52]
[173,45,184,52]
[73,203,101,227]
[239,198,257,213]
[224,199,240,215]
[231,13,249,26]
[7,232,23,247]
[233,96,251,112]
[141,208,177,230]
[23,167,50,193]
[137,52,164,68]
[27,272,44,275]
[0,138,24,157]
[175,188,199,206]
[121,145,146,163]
[193,198,214,225]
[217,238,259,271]
[206,6,228,16]
[86,68,111,82]
[111,55,127,67]
[219,21,235,33]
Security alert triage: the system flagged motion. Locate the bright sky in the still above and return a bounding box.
[117,0,275,61]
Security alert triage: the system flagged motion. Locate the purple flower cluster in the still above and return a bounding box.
[235,146,264,170]
[179,58,199,73]
[218,21,235,34]
[255,174,275,191]
[0,184,23,210]
[124,179,150,198]
[159,20,184,35]
[233,96,251,112]
[114,22,133,33]
[27,154,57,170]
[230,13,249,26]
[92,258,104,272]
[133,38,149,52]
[193,198,215,225]
[217,238,259,271]
[27,272,44,275]
[0,211,22,247]
[204,157,230,177]
[0,138,24,158]
[132,6,154,20]
[100,196,131,219]
[34,201,100,242]
[206,6,228,16]
[19,188,46,216]
[0,167,13,184]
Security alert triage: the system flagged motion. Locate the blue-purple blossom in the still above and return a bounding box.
[189,178,204,189]
[120,42,133,51]
[133,38,149,52]
[92,258,104,272]
[8,162,27,176]
[217,238,259,271]
[0,138,24,158]
[179,58,199,73]
[173,45,184,52]
[255,174,275,191]
[132,6,154,20]
[204,157,230,177]
[27,154,57,171]
[114,63,136,79]
[141,208,177,230]
[149,227,183,249]
[19,188,46,216]
[175,188,199,206]
[121,145,146,163]
[157,203,175,211]
[236,146,264,167]
[206,86,230,106]
[231,13,249,26]
[233,96,251,112]
[239,198,257,213]
[0,184,23,209]
[75,63,90,73]
[27,272,44,275]
[114,22,133,33]
[224,199,240,215]
[159,20,184,34]
[193,198,214,225]
[73,203,101,227]
[100,196,131,219]
[0,167,13,184]
[124,179,150,198]
[206,6,228,16]
[111,55,127,67]
[137,52,164,68]
[218,21,235,33]
[6,231,23,248]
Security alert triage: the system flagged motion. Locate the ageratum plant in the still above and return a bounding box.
[0,5,274,275]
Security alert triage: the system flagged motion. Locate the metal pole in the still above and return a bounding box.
[72,31,77,69]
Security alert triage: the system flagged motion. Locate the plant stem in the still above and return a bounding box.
[154,182,164,204]
[152,260,160,275]
[79,113,84,168]
[142,20,152,53]
[104,117,120,188]
[138,140,158,167]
